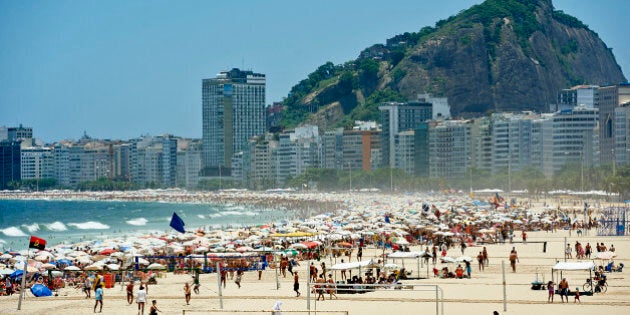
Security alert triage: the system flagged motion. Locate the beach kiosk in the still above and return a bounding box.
[551,261,595,295]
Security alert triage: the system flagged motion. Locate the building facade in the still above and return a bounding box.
[202,68,266,175]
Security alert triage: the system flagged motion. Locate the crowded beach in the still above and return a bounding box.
[0,189,628,314]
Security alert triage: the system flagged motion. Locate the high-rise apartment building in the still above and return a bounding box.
[379,101,432,168]
[202,68,266,175]
[598,83,630,165]
[21,146,54,180]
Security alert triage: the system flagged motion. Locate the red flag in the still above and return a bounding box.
[29,235,46,250]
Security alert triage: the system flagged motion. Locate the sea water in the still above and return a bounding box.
[0,199,286,251]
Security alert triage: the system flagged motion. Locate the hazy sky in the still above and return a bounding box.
[1,0,628,142]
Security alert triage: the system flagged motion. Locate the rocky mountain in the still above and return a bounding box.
[280,0,626,129]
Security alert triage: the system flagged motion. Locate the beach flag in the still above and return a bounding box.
[29,235,46,250]
[170,212,186,233]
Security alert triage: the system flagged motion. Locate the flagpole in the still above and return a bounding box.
[17,247,30,310]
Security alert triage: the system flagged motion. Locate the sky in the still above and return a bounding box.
[1,0,628,143]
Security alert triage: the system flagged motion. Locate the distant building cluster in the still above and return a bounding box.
[2,69,630,190]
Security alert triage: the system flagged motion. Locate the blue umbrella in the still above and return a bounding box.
[30,284,53,297]
[9,269,23,279]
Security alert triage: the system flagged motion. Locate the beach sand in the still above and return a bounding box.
[1,229,628,315]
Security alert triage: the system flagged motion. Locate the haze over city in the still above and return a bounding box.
[1,0,628,142]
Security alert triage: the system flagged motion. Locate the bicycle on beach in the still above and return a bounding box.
[583,277,607,293]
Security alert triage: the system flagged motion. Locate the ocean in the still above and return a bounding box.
[0,199,286,251]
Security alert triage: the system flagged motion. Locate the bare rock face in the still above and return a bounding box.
[395,0,625,115]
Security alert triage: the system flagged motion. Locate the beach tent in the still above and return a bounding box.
[551,261,595,293]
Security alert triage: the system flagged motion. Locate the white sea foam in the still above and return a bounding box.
[1,226,28,237]
[46,221,68,231]
[126,218,148,226]
[68,221,110,230]
[22,223,40,233]
[209,213,222,218]
[242,211,257,216]
[222,211,242,216]
[197,215,205,219]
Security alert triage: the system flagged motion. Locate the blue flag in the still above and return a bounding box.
[170,212,186,233]
[384,213,390,224]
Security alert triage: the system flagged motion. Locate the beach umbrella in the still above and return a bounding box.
[289,243,307,250]
[337,242,353,248]
[236,246,254,253]
[595,251,617,260]
[42,263,57,270]
[384,263,399,270]
[110,252,125,258]
[147,263,166,270]
[440,257,457,264]
[30,284,53,297]
[105,264,120,271]
[10,269,23,279]
[64,266,81,271]
[99,248,117,255]
[0,268,15,275]
[84,264,103,271]
[136,258,150,265]
[456,256,473,262]
[14,262,39,273]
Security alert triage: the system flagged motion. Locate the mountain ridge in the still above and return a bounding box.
[279,0,626,130]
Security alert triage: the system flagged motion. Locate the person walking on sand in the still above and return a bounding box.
[83,275,92,298]
[293,271,301,297]
[126,281,134,304]
[327,274,337,300]
[316,275,326,301]
[93,284,103,313]
[235,270,243,288]
[149,300,161,315]
[547,281,555,303]
[184,282,191,305]
[137,285,147,315]
[477,251,484,271]
[509,249,518,272]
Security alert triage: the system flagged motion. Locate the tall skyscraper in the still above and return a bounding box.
[202,68,266,175]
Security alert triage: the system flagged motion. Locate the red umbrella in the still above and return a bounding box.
[99,248,117,255]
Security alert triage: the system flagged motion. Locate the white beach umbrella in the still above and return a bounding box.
[64,266,81,271]
[147,263,166,270]
[41,263,57,270]
[136,258,150,266]
[106,264,120,271]
[84,264,103,271]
